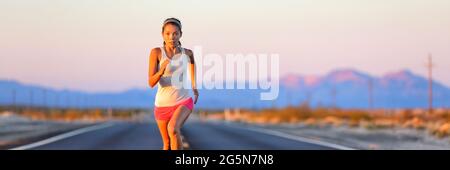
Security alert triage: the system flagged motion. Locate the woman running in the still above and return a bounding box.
[148,18,199,150]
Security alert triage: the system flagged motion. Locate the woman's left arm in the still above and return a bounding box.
[187,49,199,104]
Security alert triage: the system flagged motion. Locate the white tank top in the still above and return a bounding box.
[154,47,191,107]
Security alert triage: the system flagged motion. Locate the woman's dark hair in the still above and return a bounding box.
[162,18,182,46]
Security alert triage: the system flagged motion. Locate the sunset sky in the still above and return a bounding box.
[1,0,449,92]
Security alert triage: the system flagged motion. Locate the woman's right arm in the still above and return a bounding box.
[148,48,169,88]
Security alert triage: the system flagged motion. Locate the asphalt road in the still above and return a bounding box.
[10,120,337,150]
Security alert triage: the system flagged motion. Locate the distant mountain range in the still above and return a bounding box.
[1,68,449,109]
[279,69,449,108]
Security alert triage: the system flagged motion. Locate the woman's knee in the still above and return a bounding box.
[167,124,180,137]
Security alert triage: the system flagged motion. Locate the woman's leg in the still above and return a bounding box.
[180,108,192,127]
[156,119,170,150]
[167,105,192,150]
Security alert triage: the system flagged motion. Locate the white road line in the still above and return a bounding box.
[224,123,356,150]
[9,122,114,150]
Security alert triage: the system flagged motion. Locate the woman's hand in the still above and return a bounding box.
[158,59,170,76]
[193,89,199,104]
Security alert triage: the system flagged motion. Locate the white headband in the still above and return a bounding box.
[163,19,182,29]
